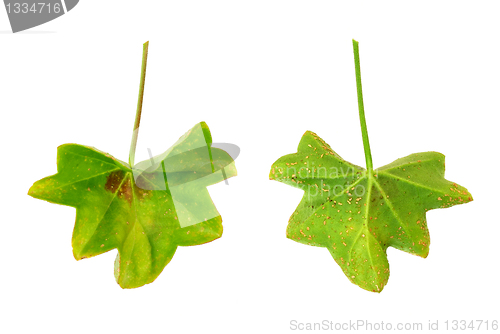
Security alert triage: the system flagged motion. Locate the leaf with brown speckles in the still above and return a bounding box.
[268,40,473,293]
[28,122,236,288]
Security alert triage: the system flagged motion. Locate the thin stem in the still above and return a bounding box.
[352,39,373,173]
[129,41,149,167]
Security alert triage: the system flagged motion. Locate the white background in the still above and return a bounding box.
[1,1,499,333]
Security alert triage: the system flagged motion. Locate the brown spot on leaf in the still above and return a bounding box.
[118,177,133,205]
[105,170,125,194]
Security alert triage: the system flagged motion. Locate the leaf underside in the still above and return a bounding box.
[29,122,236,288]
[269,131,472,292]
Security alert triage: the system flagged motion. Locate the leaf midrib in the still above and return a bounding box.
[129,171,154,280]
[78,170,128,257]
[372,178,414,244]
[65,150,125,169]
[346,175,376,269]
[345,171,419,268]
[44,169,121,192]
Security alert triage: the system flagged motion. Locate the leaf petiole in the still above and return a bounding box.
[352,39,373,174]
[129,41,149,168]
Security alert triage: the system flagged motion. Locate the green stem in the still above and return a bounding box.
[352,39,373,173]
[129,41,149,167]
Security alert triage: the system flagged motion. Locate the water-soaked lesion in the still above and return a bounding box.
[105,170,125,193]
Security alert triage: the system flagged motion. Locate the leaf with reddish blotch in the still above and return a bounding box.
[29,122,236,288]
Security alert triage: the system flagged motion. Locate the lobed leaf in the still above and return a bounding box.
[29,122,236,288]
[270,131,472,292]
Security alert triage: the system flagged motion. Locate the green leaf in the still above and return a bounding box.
[270,132,471,292]
[269,40,473,292]
[29,122,236,288]
[28,42,236,289]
